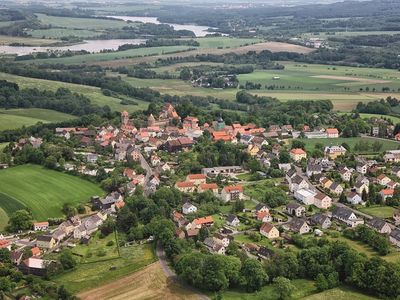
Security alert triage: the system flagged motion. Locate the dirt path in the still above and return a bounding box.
[77,262,201,300]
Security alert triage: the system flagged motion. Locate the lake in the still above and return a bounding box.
[108,15,216,37]
[0,39,146,56]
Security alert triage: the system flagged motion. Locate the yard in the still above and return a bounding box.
[358,205,396,219]
[0,164,104,220]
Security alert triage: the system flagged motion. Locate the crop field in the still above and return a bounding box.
[0,164,104,220]
[195,37,263,48]
[55,242,156,294]
[0,108,77,130]
[292,137,400,153]
[0,35,58,46]
[0,73,148,113]
[29,28,102,39]
[77,262,199,300]
[36,13,128,30]
[28,45,192,65]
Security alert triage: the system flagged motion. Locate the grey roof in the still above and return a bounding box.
[332,207,354,220]
[310,213,330,226]
[182,202,196,210]
[367,218,388,231]
[226,214,239,223]
[390,228,400,241]
[286,202,304,210]
[255,203,268,211]
[291,175,306,185]
[307,164,322,172]
[289,218,308,232]
[286,168,297,178]
[330,182,341,190]
[257,246,274,258]
[37,235,53,242]
[204,237,215,248]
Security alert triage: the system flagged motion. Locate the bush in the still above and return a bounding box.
[106,240,114,247]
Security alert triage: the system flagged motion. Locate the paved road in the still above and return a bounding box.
[156,242,210,300]
[139,152,154,196]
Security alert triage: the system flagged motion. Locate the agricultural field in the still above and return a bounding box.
[291,137,400,153]
[0,207,9,231]
[195,37,263,49]
[0,72,148,113]
[54,239,156,293]
[29,28,102,39]
[77,262,199,300]
[0,108,77,130]
[0,164,104,220]
[0,35,58,46]
[36,13,128,30]
[302,31,400,38]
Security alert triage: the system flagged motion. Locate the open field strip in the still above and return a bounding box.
[0,72,148,113]
[0,108,77,130]
[0,207,8,231]
[0,164,104,220]
[0,35,59,46]
[29,28,103,39]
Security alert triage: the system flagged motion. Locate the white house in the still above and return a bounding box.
[220,186,243,202]
[182,202,197,215]
[347,192,363,205]
[294,188,316,205]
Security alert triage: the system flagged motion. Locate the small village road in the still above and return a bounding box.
[156,242,210,300]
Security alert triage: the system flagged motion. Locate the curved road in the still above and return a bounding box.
[156,242,210,300]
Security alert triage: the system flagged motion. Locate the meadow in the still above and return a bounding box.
[0,108,77,130]
[0,72,148,113]
[0,164,104,220]
[29,28,102,39]
[195,37,262,49]
[359,205,396,219]
[0,35,58,46]
[291,137,400,153]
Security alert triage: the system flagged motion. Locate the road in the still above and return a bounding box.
[156,242,210,300]
[139,152,154,196]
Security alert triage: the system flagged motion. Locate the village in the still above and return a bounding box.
[2,102,400,278]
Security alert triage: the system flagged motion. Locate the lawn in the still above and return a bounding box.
[243,178,283,202]
[0,207,9,232]
[0,108,77,130]
[303,285,378,300]
[0,72,148,113]
[358,205,396,219]
[0,164,104,220]
[292,137,400,153]
[53,242,156,293]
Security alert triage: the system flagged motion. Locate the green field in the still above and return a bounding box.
[36,13,128,30]
[0,108,77,130]
[359,205,396,219]
[195,37,262,48]
[0,72,148,113]
[0,164,104,220]
[0,207,8,231]
[303,31,400,38]
[29,28,102,39]
[339,113,400,124]
[27,45,191,65]
[303,286,378,300]
[53,239,156,293]
[0,35,58,46]
[292,137,400,153]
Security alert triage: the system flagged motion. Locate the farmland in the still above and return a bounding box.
[29,28,102,39]
[0,108,77,130]
[291,137,400,153]
[0,72,149,113]
[0,35,59,46]
[0,164,104,220]
[36,14,128,30]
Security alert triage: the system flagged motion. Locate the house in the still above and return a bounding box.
[355,181,369,194]
[324,145,346,160]
[36,235,56,249]
[367,218,392,234]
[186,174,207,185]
[19,258,53,276]
[289,175,309,192]
[193,216,214,228]
[310,214,331,229]
[221,185,243,202]
[285,202,305,217]
[182,202,197,215]
[213,233,231,247]
[150,155,161,167]
[339,168,352,182]
[86,153,99,163]
[321,177,333,189]
[392,166,400,178]
[380,189,394,201]
[226,215,240,227]
[314,192,332,209]
[52,229,67,242]
[386,181,398,189]
[287,218,310,234]
[393,210,400,225]
[329,182,343,195]
[257,246,274,260]
[356,162,368,175]
[33,222,49,231]
[256,211,272,222]
[93,192,123,210]
[31,247,41,257]
[332,207,364,227]
[377,174,391,186]
[204,237,225,255]
[202,166,243,177]
[255,203,269,214]
[0,240,11,250]
[198,183,219,194]
[175,181,195,193]
[326,128,339,138]
[11,251,23,265]
[260,223,280,239]
[290,148,307,162]
[389,229,400,247]
[306,163,322,177]
[294,188,316,205]
[347,192,363,205]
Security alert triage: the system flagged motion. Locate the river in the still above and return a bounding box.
[0,39,146,56]
[108,15,216,37]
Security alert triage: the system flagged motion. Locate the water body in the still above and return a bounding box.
[108,15,216,37]
[0,39,146,56]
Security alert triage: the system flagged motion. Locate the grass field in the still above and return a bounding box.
[36,13,128,30]
[0,164,104,220]
[77,262,198,300]
[54,241,156,293]
[0,35,59,46]
[0,108,77,130]
[29,28,102,39]
[303,31,400,38]
[359,205,396,219]
[0,72,148,113]
[292,137,400,153]
[195,37,262,48]
[339,112,400,124]
[0,207,9,231]
[303,286,378,300]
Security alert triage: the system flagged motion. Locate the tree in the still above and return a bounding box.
[59,249,76,270]
[180,68,191,80]
[8,209,33,232]
[279,151,290,163]
[339,192,347,203]
[240,259,268,292]
[0,249,10,263]
[315,273,329,291]
[273,276,296,300]
[99,218,115,237]
[291,140,305,150]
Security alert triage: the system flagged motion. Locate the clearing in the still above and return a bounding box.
[77,262,199,300]
[0,164,104,220]
[0,108,77,130]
